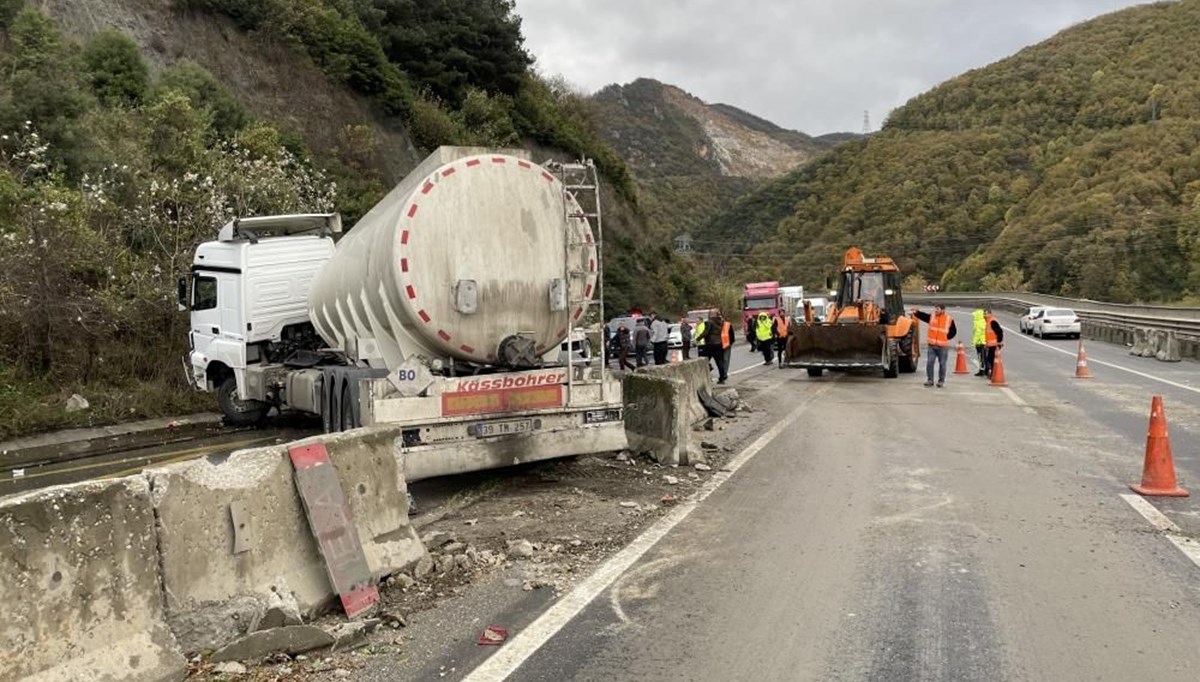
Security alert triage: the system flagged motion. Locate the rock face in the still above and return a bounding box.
[593,78,838,180]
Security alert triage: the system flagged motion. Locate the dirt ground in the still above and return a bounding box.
[186,379,779,681]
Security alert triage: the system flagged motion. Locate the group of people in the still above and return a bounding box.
[607,312,684,371]
[749,311,791,367]
[913,304,1005,387]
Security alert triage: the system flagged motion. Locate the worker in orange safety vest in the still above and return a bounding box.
[911,303,957,387]
[773,313,790,368]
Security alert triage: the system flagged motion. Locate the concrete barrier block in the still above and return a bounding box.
[637,359,714,424]
[0,477,186,682]
[623,373,692,465]
[149,427,423,654]
[1156,331,1182,362]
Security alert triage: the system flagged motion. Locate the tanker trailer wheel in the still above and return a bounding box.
[218,376,269,426]
[339,386,357,432]
[806,367,824,377]
[898,330,918,374]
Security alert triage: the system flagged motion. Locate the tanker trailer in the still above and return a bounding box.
[183,147,626,479]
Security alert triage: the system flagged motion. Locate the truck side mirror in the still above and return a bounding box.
[177,275,188,312]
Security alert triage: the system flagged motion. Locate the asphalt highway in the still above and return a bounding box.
[460,313,1200,682]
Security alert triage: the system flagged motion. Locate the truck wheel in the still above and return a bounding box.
[340,386,356,431]
[217,376,268,426]
[806,367,824,377]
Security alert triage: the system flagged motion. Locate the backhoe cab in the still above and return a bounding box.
[786,247,920,378]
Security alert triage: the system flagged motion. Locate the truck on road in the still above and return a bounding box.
[182,147,625,479]
[742,282,781,340]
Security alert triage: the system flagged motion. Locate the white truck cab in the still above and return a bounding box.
[185,214,340,420]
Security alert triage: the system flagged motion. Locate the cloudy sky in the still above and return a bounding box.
[512,0,1147,135]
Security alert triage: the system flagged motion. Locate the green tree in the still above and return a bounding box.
[83,30,149,106]
[359,0,532,105]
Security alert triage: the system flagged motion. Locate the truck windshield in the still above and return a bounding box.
[744,296,776,309]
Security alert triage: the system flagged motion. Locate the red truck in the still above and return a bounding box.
[742,281,781,344]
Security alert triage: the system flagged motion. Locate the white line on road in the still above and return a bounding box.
[462,383,836,682]
[1120,493,1200,570]
[1010,328,1200,396]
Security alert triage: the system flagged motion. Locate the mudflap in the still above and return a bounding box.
[787,323,887,370]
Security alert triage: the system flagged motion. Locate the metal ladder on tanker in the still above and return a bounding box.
[549,159,606,406]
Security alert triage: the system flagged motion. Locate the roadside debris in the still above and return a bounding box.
[477,625,508,645]
[65,394,90,412]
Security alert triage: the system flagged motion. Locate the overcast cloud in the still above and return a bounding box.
[513,0,1147,135]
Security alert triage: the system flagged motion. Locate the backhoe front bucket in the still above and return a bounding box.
[787,323,887,369]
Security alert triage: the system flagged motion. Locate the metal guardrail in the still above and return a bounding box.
[905,292,1200,340]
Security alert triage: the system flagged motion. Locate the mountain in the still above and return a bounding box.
[591,78,839,262]
[701,1,1200,303]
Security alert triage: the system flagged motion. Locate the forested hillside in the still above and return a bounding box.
[704,1,1200,302]
[0,0,698,436]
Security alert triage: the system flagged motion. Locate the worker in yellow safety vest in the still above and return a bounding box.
[755,312,775,366]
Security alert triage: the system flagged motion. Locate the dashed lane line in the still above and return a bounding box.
[461,382,837,682]
[1121,494,1200,570]
[1008,325,1200,396]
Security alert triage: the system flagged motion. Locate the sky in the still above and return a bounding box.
[512,0,1149,136]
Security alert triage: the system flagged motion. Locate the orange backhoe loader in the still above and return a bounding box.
[785,247,920,378]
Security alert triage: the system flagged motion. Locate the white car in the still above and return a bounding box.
[1019,306,1047,334]
[1032,308,1081,339]
[667,323,684,349]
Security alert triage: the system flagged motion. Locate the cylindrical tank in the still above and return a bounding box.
[308,148,598,369]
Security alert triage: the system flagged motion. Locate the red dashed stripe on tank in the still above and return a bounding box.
[398,155,568,354]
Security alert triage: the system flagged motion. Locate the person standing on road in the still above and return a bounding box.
[722,314,736,382]
[983,308,1005,378]
[633,318,651,367]
[680,318,692,360]
[615,323,634,371]
[745,315,757,353]
[755,312,774,365]
[703,312,734,384]
[972,308,987,376]
[651,313,670,365]
[911,303,957,387]
[773,312,790,368]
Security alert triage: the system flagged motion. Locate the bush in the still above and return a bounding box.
[83,30,149,106]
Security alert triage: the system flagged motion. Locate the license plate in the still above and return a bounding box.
[471,419,534,437]
[583,408,622,424]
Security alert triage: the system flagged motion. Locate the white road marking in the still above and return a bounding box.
[462,383,836,682]
[1120,494,1200,570]
[1010,325,1200,396]
[1000,387,1029,408]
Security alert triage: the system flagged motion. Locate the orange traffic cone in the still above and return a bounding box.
[1074,338,1092,379]
[1131,396,1188,497]
[953,342,970,375]
[989,348,1008,387]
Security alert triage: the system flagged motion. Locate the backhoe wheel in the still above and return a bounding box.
[217,376,269,426]
[898,331,918,374]
[806,367,824,377]
[883,340,900,378]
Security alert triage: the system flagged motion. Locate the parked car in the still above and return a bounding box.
[1019,306,1047,334]
[667,323,683,349]
[1032,308,1081,339]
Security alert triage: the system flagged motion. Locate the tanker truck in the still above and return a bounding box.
[182,147,626,480]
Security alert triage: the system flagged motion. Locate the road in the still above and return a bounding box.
[455,312,1200,681]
